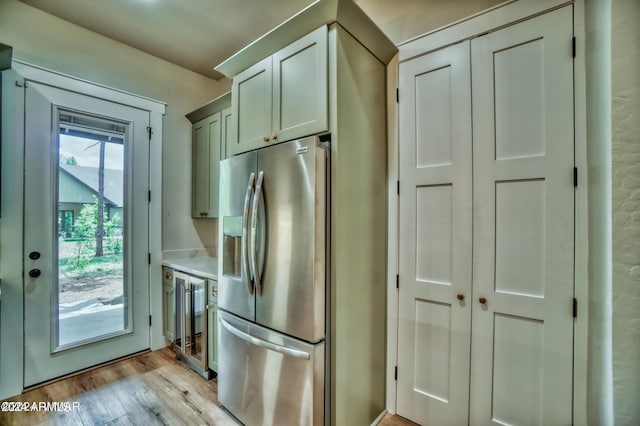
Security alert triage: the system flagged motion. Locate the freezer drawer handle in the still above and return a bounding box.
[242,173,256,295]
[250,171,264,296]
[220,317,310,360]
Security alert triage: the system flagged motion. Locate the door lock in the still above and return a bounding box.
[29,251,41,260]
[28,269,41,278]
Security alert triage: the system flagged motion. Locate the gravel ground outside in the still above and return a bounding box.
[58,273,124,304]
[58,240,124,304]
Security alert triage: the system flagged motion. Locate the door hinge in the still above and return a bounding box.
[395,366,398,381]
[148,190,151,202]
[147,126,153,139]
[572,37,576,58]
[574,167,578,187]
[15,80,24,88]
[573,298,578,318]
[396,274,399,289]
[396,88,399,103]
[148,253,151,265]
[149,315,152,326]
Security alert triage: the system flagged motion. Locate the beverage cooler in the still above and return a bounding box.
[173,271,211,379]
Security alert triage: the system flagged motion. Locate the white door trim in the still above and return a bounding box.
[389,1,589,423]
[0,69,26,400]
[12,60,166,114]
[0,62,165,399]
[397,0,575,62]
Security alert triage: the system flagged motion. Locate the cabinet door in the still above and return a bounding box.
[162,283,175,343]
[162,268,175,343]
[230,57,272,156]
[187,276,207,369]
[207,279,218,371]
[272,26,328,143]
[192,112,222,218]
[208,305,218,372]
[221,107,232,161]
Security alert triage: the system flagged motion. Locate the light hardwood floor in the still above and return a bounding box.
[0,348,417,425]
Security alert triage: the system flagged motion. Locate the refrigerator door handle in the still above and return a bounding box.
[242,172,256,295]
[220,317,310,360]
[250,171,264,296]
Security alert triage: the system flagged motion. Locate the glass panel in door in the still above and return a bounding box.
[190,277,207,365]
[56,111,129,349]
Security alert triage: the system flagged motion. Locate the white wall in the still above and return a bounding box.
[0,0,231,255]
[611,0,640,424]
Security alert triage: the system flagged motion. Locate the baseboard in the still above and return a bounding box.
[371,409,388,426]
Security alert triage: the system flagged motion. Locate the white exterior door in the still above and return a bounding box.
[397,40,473,425]
[397,6,574,425]
[469,7,574,425]
[23,81,150,387]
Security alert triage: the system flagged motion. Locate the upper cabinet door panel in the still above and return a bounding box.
[221,107,232,161]
[272,26,328,143]
[192,112,222,218]
[231,57,273,156]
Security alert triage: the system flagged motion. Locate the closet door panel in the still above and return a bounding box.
[397,41,473,426]
[470,6,574,426]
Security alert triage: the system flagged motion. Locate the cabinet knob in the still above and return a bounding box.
[263,136,270,142]
[271,134,277,141]
[479,297,487,305]
[457,294,465,301]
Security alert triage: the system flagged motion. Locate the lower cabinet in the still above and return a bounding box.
[208,280,218,372]
[162,267,175,343]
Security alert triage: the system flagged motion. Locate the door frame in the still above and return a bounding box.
[0,61,165,399]
[387,0,590,423]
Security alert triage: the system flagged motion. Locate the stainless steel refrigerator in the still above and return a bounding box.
[218,136,327,425]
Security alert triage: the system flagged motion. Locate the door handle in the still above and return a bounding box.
[29,269,41,278]
[220,317,310,360]
[250,171,264,296]
[242,173,256,295]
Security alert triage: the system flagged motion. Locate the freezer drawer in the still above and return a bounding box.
[218,311,324,426]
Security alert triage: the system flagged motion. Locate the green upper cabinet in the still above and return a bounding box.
[231,57,272,155]
[229,26,328,156]
[191,112,221,218]
[272,26,328,143]
[221,106,232,161]
[187,92,231,219]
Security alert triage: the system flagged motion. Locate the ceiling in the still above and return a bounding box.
[18,0,504,80]
[19,0,317,80]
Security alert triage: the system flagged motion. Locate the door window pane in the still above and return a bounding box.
[57,111,128,348]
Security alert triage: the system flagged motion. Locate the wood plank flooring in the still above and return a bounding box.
[0,348,418,425]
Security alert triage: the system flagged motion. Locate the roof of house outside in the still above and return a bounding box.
[60,164,123,207]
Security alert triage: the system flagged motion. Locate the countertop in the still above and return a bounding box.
[162,257,218,280]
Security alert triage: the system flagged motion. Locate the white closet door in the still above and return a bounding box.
[469,6,574,426]
[397,41,473,426]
